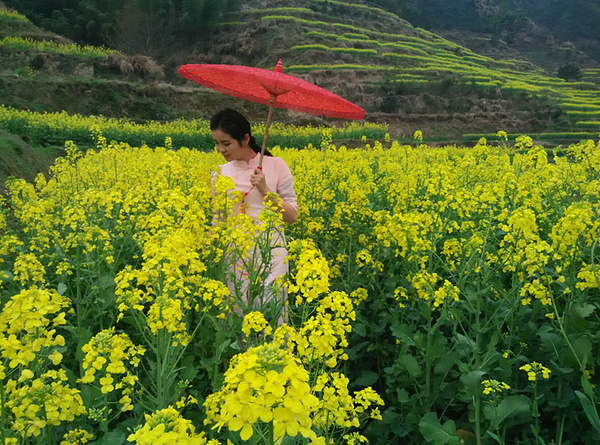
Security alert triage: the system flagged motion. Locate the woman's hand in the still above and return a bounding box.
[250,167,297,224]
[250,167,271,195]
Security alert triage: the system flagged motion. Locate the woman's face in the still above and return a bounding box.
[212,129,251,162]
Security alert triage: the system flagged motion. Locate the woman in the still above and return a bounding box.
[210,109,298,321]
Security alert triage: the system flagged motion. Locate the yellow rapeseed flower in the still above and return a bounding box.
[519,362,551,382]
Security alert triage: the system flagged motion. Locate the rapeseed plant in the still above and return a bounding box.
[1,133,600,443]
[128,406,220,444]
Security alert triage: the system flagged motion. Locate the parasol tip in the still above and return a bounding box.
[274,59,284,73]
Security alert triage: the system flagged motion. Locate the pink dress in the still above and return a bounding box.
[219,153,298,309]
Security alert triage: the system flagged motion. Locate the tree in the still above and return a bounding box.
[489,3,527,44]
[557,64,581,82]
[105,0,177,60]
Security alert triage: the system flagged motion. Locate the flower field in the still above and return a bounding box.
[0,105,388,149]
[0,37,118,58]
[1,134,600,444]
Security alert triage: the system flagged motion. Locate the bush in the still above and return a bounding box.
[557,63,581,81]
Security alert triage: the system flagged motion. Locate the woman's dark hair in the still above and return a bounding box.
[210,109,272,156]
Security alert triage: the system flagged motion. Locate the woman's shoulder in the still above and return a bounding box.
[218,161,235,174]
[263,156,289,168]
[263,156,293,182]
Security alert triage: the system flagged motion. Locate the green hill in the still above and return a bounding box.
[189,1,600,137]
[0,130,58,194]
[0,4,274,123]
[1,0,600,141]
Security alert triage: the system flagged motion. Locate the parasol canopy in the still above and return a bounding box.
[179,59,364,165]
[178,59,364,120]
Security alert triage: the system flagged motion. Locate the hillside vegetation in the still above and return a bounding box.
[0,0,599,140]
[192,1,600,137]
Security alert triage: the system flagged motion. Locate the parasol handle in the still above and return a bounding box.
[259,94,277,168]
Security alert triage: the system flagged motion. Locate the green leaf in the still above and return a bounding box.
[57,282,68,295]
[538,329,562,356]
[390,322,416,347]
[572,303,596,319]
[434,351,459,376]
[486,431,503,444]
[353,322,367,337]
[216,338,233,354]
[460,370,486,397]
[581,374,595,398]
[229,340,243,351]
[486,331,499,352]
[99,430,126,445]
[354,370,379,386]
[464,285,478,304]
[179,361,199,382]
[484,395,531,428]
[572,336,593,368]
[382,408,413,437]
[575,390,600,434]
[419,412,457,445]
[455,334,476,355]
[396,388,410,403]
[99,274,115,289]
[396,354,423,378]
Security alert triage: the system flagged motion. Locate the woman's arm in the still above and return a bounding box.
[267,194,298,224]
[250,166,298,224]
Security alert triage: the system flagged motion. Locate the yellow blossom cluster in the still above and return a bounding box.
[481,379,510,395]
[204,343,321,442]
[313,372,384,429]
[405,271,459,308]
[6,369,86,437]
[128,406,221,445]
[576,264,600,290]
[293,291,357,366]
[0,287,69,369]
[520,362,551,381]
[79,328,145,409]
[242,311,273,337]
[61,429,94,444]
[519,279,552,306]
[0,287,79,437]
[208,277,380,441]
[286,239,331,304]
[146,295,189,345]
[12,253,46,285]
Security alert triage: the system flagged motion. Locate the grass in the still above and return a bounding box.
[0,8,29,22]
[0,130,60,194]
[461,132,600,142]
[0,36,118,57]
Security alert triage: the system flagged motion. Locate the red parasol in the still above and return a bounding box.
[178,59,364,166]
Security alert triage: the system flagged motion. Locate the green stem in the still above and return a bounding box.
[424,315,432,408]
[102,393,109,445]
[551,305,580,362]
[474,395,482,445]
[42,401,52,445]
[494,402,504,445]
[475,283,482,445]
[533,384,539,444]
[268,420,275,445]
[172,312,207,365]
[0,379,6,445]
[556,414,565,445]
[155,330,167,409]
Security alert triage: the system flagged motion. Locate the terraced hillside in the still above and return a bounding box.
[194,0,600,137]
[1,0,600,140]
[0,5,275,123]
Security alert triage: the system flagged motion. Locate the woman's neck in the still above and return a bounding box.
[237,148,257,162]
